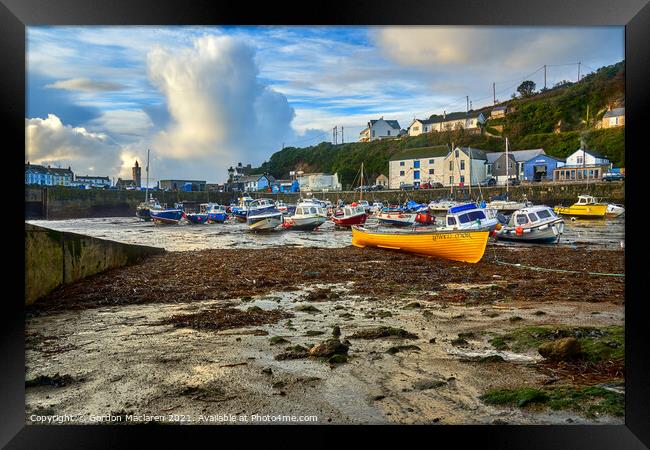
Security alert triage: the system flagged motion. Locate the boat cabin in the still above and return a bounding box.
[343,205,367,217]
[576,195,599,205]
[508,206,559,227]
[295,204,326,216]
[446,206,489,227]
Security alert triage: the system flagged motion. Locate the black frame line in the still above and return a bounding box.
[3,0,649,447]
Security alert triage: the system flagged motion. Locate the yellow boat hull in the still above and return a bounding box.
[351,227,489,263]
[553,204,607,218]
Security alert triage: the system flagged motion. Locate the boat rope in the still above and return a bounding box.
[490,247,624,277]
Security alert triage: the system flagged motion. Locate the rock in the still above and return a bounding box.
[269,336,290,345]
[538,337,581,361]
[332,326,341,338]
[428,338,436,344]
[386,345,421,355]
[261,368,273,375]
[295,305,321,313]
[373,395,386,401]
[413,380,446,391]
[403,302,422,309]
[309,338,349,357]
[450,338,468,347]
[328,354,348,365]
[478,355,505,363]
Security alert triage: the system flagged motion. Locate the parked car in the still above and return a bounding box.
[479,177,497,186]
[603,172,625,181]
[400,183,415,190]
[370,184,385,191]
[506,178,521,186]
[420,182,443,189]
[354,185,371,191]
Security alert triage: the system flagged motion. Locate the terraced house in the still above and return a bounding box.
[25,162,74,186]
[444,147,488,187]
[388,146,449,189]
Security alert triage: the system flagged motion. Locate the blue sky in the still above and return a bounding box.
[26,26,624,184]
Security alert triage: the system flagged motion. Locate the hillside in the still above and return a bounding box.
[252,61,624,188]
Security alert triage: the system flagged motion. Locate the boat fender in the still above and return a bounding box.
[515,226,523,236]
[495,223,502,231]
[523,228,531,233]
[538,224,548,230]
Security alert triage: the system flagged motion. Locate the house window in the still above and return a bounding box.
[387,130,391,136]
[372,130,375,137]
[460,175,465,183]
[400,161,405,166]
[460,160,465,171]
[487,165,492,175]
[429,169,434,174]
[455,150,459,157]
[449,176,453,184]
[414,171,420,180]
[449,161,453,171]
[414,160,420,168]
[400,171,405,176]
[424,126,428,132]
[577,156,583,164]
[595,169,599,178]
[429,159,434,164]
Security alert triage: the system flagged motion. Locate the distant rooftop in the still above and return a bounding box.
[390,145,450,161]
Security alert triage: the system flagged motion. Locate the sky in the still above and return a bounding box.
[26,26,624,185]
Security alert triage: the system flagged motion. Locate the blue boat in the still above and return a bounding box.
[231,195,254,222]
[203,203,228,223]
[246,199,283,231]
[185,213,208,224]
[150,209,184,224]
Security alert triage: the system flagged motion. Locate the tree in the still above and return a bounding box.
[517,80,537,97]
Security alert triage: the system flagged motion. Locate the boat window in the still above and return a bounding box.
[527,213,539,222]
[310,207,317,214]
[459,210,486,223]
[447,216,457,226]
[536,209,551,219]
[516,215,528,225]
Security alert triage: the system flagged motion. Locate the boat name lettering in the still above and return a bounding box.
[431,232,472,241]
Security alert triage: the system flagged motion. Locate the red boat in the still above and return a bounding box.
[331,205,367,227]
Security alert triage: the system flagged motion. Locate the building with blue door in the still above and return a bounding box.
[522,154,566,182]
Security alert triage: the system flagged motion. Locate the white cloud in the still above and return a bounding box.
[45,77,125,92]
[87,109,154,138]
[146,35,295,175]
[25,114,123,176]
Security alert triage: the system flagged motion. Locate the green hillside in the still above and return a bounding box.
[252,61,624,188]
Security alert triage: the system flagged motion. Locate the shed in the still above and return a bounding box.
[523,154,566,182]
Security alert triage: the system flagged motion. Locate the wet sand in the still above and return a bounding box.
[25,245,625,425]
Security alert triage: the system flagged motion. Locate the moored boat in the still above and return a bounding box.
[151,208,184,225]
[246,198,282,231]
[553,195,607,219]
[136,198,162,221]
[376,207,417,226]
[331,204,367,227]
[495,205,564,243]
[605,203,625,218]
[231,195,254,222]
[204,203,228,223]
[439,203,499,232]
[351,226,489,263]
[428,199,459,212]
[282,200,328,231]
[185,212,208,224]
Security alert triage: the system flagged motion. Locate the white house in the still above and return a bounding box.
[443,147,488,187]
[565,148,611,167]
[423,111,486,133]
[359,117,401,142]
[74,175,111,188]
[388,146,449,189]
[297,173,342,192]
[407,118,437,137]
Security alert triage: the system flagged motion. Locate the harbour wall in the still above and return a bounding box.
[25,181,624,219]
[25,223,165,305]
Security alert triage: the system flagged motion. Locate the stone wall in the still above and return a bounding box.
[25,223,165,305]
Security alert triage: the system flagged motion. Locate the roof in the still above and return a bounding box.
[455,147,488,160]
[603,107,624,118]
[25,164,73,175]
[572,148,610,160]
[410,118,437,127]
[524,154,566,163]
[492,106,507,112]
[485,149,546,163]
[369,119,401,129]
[389,145,450,161]
[76,175,110,180]
[239,175,262,183]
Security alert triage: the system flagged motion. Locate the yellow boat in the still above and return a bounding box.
[351,226,489,263]
[553,195,607,219]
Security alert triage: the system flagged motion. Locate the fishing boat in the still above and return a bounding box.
[136,197,162,221]
[605,203,625,218]
[246,198,283,231]
[150,208,184,225]
[495,205,565,243]
[439,203,499,231]
[204,203,228,223]
[185,212,208,224]
[231,195,255,222]
[376,207,417,226]
[486,196,532,213]
[553,195,607,219]
[351,226,489,263]
[331,204,368,227]
[282,200,328,231]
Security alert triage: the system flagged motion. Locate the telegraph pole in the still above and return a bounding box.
[466,96,469,113]
[341,126,344,144]
[544,64,547,89]
[493,82,496,105]
[577,62,581,82]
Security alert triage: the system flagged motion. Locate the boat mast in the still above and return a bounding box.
[468,146,472,199]
[145,148,150,203]
[505,137,509,199]
[360,162,363,201]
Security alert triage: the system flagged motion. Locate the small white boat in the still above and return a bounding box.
[438,203,499,232]
[486,199,533,213]
[282,200,328,231]
[495,205,565,244]
[605,203,625,218]
[376,208,417,226]
[428,199,459,212]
